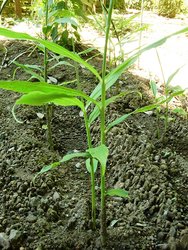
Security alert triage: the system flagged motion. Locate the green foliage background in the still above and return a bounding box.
[155,0,188,17]
[125,0,154,10]
[124,0,187,16]
[106,0,126,9]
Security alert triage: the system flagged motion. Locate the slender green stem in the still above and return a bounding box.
[73,39,96,230]
[84,110,96,230]
[164,104,168,135]
[44,0,53,150]
[138,0,144,69]
[44,0,48,81]
[156,108,160,139]
[100,0,114,246]
[155,48,168,139]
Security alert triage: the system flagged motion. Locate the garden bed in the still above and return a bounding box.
[0,11,188,250]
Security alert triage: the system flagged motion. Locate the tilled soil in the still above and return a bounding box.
[0,19,188,250]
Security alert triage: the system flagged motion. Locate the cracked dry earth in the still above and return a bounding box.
[0,22,188,250]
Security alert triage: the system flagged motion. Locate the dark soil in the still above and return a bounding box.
[0,33,188,250]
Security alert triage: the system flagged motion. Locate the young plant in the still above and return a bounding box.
[32,0,85,48]
[0,3,188,246]
[152,48,187,139]
[150,68,187,139]
[150,78,165,139]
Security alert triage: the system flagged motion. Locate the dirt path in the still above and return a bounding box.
[80,10,188,89]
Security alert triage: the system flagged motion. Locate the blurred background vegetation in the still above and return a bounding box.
[0,0,188,19]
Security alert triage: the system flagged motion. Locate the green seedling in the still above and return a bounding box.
[32,0,86,47]
[150,64,187,139]
[150,79,165,139]
[0,0,188,245]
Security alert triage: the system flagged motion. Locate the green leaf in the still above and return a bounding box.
[167,85,183,92]
[167,90,186,104]
[106,112,134,133]
[160,116,166,119]
[86,145,108,176]
[15,91,85,111]
[0,81,100,108]
[48,61,74,71]
[75,9,87,21]
[59,79,77,85]
[34,152,91,184]
[90,11,106,35]
[42,25,53,36]
[172,108,187,116]
[48,17,78,27]
[60,152,91,163]
[106,98,169,133]
[60,30,68,44]
[155,96,165,102]
[14,63,43,73]
[13,61,44,81]
[33,161,60,185]
[165,64,186,88]
[74,31,81,41]
[110,220,118,227]
[150,80,157,98]
[42,125,48,130]
[86,158,98,174]
[105,189,129,198]
[0,28,101,82]
[88,91,141,126]
[135,27,188,56]
[167,117,175,122]
[48,9,76,20]
[86,54,140,109]
[78,47,99,55]
[81,0,92,7]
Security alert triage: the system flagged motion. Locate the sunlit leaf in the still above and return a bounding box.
[0,81,100,108]
[150,80,157,98]
[48,9,76,20]
[48,61,74,71]
[105,189,129,197]
[48,17,78,27]
[88,91,141,125]
[135,27,188,56]
[160,116,166,119]
[15,91,85,110]
[172,108,187,116]
[166,64,186,88]
[86,145,108,176]
[86,158,98,174]
[167,85,183,92]
[110,220,118,227]
[78,47,99,55]
[0,28,101,82]
[86,54,140,109]
[60,152,91,163]
[34,151,91,184]
[106,98,170,133]
[156,96,165,102]
[13,61,44,81]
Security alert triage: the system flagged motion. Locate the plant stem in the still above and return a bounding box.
[100,0,114,246]
[44,0,53,150]
[73,40,96,230]
[138,0,144,69]
[155,48,168,138]
[156,108,160,139]
[84,110,96,230]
